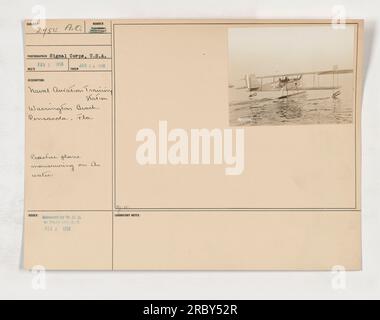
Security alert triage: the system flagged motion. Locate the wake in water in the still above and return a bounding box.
[229,89,353,127]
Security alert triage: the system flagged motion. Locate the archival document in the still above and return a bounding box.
[24,19,363,270]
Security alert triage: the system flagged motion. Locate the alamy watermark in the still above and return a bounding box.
[331,5,347,30]
[31,5,47,30]
[31,265,47,291]
[136,121,245,175]
[331,265,347,290]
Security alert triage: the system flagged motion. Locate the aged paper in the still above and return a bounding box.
[24,20,363,270]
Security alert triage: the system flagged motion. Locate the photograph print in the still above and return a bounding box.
[228,24,357,126]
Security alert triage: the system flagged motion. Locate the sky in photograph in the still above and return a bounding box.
[228,25,356,84]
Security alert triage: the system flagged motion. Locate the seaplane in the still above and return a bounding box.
[239,66,354,100]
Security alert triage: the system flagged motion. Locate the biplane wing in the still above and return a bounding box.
[241,68,354,92]
[254,69,354,80]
